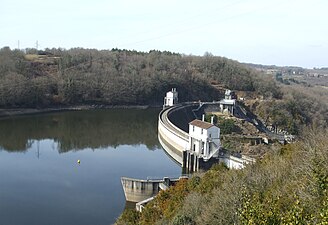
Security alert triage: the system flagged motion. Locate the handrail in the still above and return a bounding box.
[159,106,189,141]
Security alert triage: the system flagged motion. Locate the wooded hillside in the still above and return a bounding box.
[1,46,327,133]
[0,47,280,107]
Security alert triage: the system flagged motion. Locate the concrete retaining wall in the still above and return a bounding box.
[121,176,182,203]
[121,177,160,203]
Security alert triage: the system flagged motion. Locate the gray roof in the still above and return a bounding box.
[189,119,214,129]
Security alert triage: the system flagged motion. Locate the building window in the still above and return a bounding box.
[201,142,204,154]
[192,126,195,132]
[209,133,211,138]
[201,129,203,134]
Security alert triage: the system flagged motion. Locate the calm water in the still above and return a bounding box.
[0,109,181,225]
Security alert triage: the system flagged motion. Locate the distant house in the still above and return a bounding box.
[164,88,178,107]
[188,119,220,161]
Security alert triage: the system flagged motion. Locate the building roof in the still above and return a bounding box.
[189,119,214,130]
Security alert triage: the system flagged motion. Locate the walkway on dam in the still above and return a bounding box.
[162,102,287,144]
[160,106,189,140]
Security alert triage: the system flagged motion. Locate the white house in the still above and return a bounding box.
[164,88,178,107]
[188,119,220,161]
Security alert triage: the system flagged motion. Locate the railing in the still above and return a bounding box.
[158,106,189,141]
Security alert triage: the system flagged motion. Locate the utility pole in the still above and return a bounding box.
[35,40,39,50]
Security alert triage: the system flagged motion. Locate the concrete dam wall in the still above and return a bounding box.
[158,103,255,172]
[167,104,198,132]
[158,105,193,155]
[158,104,209,172]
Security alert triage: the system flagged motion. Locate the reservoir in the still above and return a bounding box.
[0,109,181,225]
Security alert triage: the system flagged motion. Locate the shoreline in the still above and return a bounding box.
[0,104,161,119]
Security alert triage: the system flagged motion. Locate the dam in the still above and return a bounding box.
[158,88,255,172]
[121,89,256,207]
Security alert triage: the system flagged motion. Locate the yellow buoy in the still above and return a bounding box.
[77,159,81,164]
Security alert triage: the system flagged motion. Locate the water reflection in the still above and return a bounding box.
[0,109,160,152]
[0,109,181,225]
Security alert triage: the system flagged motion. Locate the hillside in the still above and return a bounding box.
[1,46,327,134]
[116,128,328,225]
[0,47,280,108]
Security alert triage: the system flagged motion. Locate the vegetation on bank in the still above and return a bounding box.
[250,84,328,134]
[0,47,280,108]
[116,129,328,225]
[204,114,238,135]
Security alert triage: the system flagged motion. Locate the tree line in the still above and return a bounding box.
[0,47,281,108]
[1,46,326,133]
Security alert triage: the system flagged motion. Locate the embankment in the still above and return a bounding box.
[0,104,152,119]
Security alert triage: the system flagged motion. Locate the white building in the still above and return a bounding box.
[219,99,236,115]
[225,89,233,100]
[219,89,236,115]
[188,119,220,161]
[164,88,178,107]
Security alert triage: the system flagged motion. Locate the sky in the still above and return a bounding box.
[1,0,327,68]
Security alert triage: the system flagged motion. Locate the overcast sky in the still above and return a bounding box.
[1,0,327,68]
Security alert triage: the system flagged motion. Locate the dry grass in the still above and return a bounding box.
[24,54,40,61]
